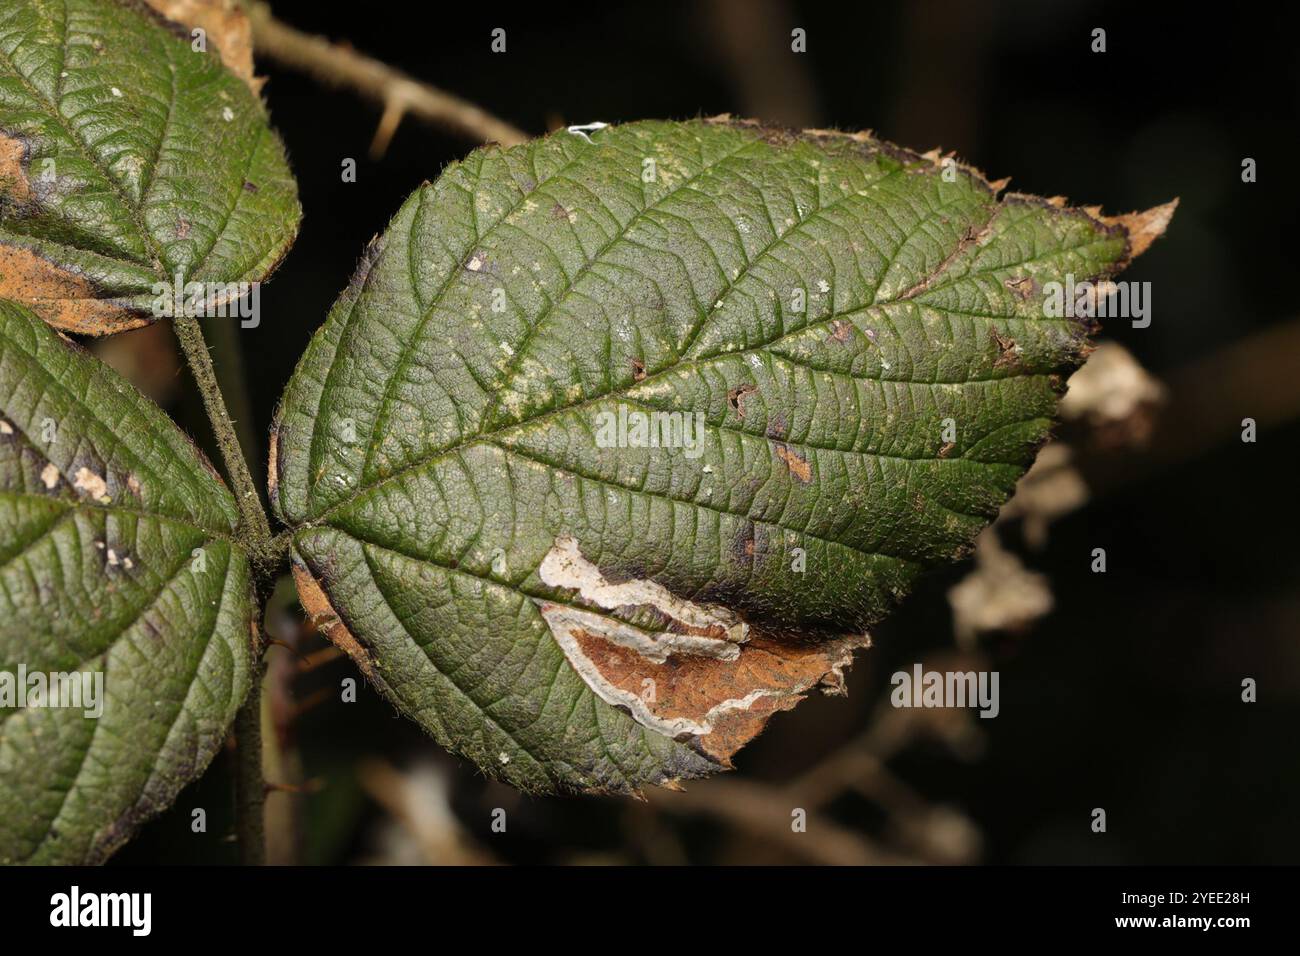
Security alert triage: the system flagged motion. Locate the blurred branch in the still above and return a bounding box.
[649,778,919,865]
[261,574,323,865]
[1082,317,1300,491]
[648,659,987,866]
[244,2,529,156]
[359,759,495,865]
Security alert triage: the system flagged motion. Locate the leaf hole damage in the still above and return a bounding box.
[726,382,757,417]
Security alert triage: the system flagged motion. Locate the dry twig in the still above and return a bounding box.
[245,3,529,157]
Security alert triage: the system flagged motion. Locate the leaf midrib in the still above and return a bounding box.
[0,488,240,546]
[298,295,1064,533]
[292,129,1116,540]
[299,137,911,521]
[11,540,239,863]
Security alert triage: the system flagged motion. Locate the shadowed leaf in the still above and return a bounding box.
[0,298,253,864]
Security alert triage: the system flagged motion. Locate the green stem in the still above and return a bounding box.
[173,317,274,570]
[233,666,267,866]
[173,315,278,866]
[201,314,265,509]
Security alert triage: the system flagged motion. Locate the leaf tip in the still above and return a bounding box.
[1105,198,1179,260]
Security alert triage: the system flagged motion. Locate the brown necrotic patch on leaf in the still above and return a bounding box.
[774,442,812,483]
[1101,200,1180,261]
[726,382,757,418]
[292,563,380,684]
[542,604,866,765]
[990,328,1020,370]
[828,319,853,342]
[0,245,148,335]
[536,536,868,766]
[0,132,33,205]
[1004,275,1036,299]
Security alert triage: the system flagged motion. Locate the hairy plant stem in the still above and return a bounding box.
[173,315,282,865]
[233,673,267,865]
[173,317,275,572]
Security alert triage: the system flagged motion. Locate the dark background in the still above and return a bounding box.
[112,0,1300,865]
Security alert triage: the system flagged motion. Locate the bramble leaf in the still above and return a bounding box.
[0,298,253,864]
[0,0,299,334]
[272,118,1171,794]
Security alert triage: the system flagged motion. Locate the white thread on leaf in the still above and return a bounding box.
[565,122,609,143]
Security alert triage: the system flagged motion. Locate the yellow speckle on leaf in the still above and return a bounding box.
[73,466,110,503]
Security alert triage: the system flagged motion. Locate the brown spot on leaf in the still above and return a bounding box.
[990,328,1019,370]
[731,521,756,562]
[0,244,149,335]
[629,357,646,381]
[938,441,955,459]
[828,319,853,342]
[0,132,32,205]
[726,383,757,418]
[765,412,787,440]
[548,612,868,766]
[773,442,812,483]
[1004,275,1035,299]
